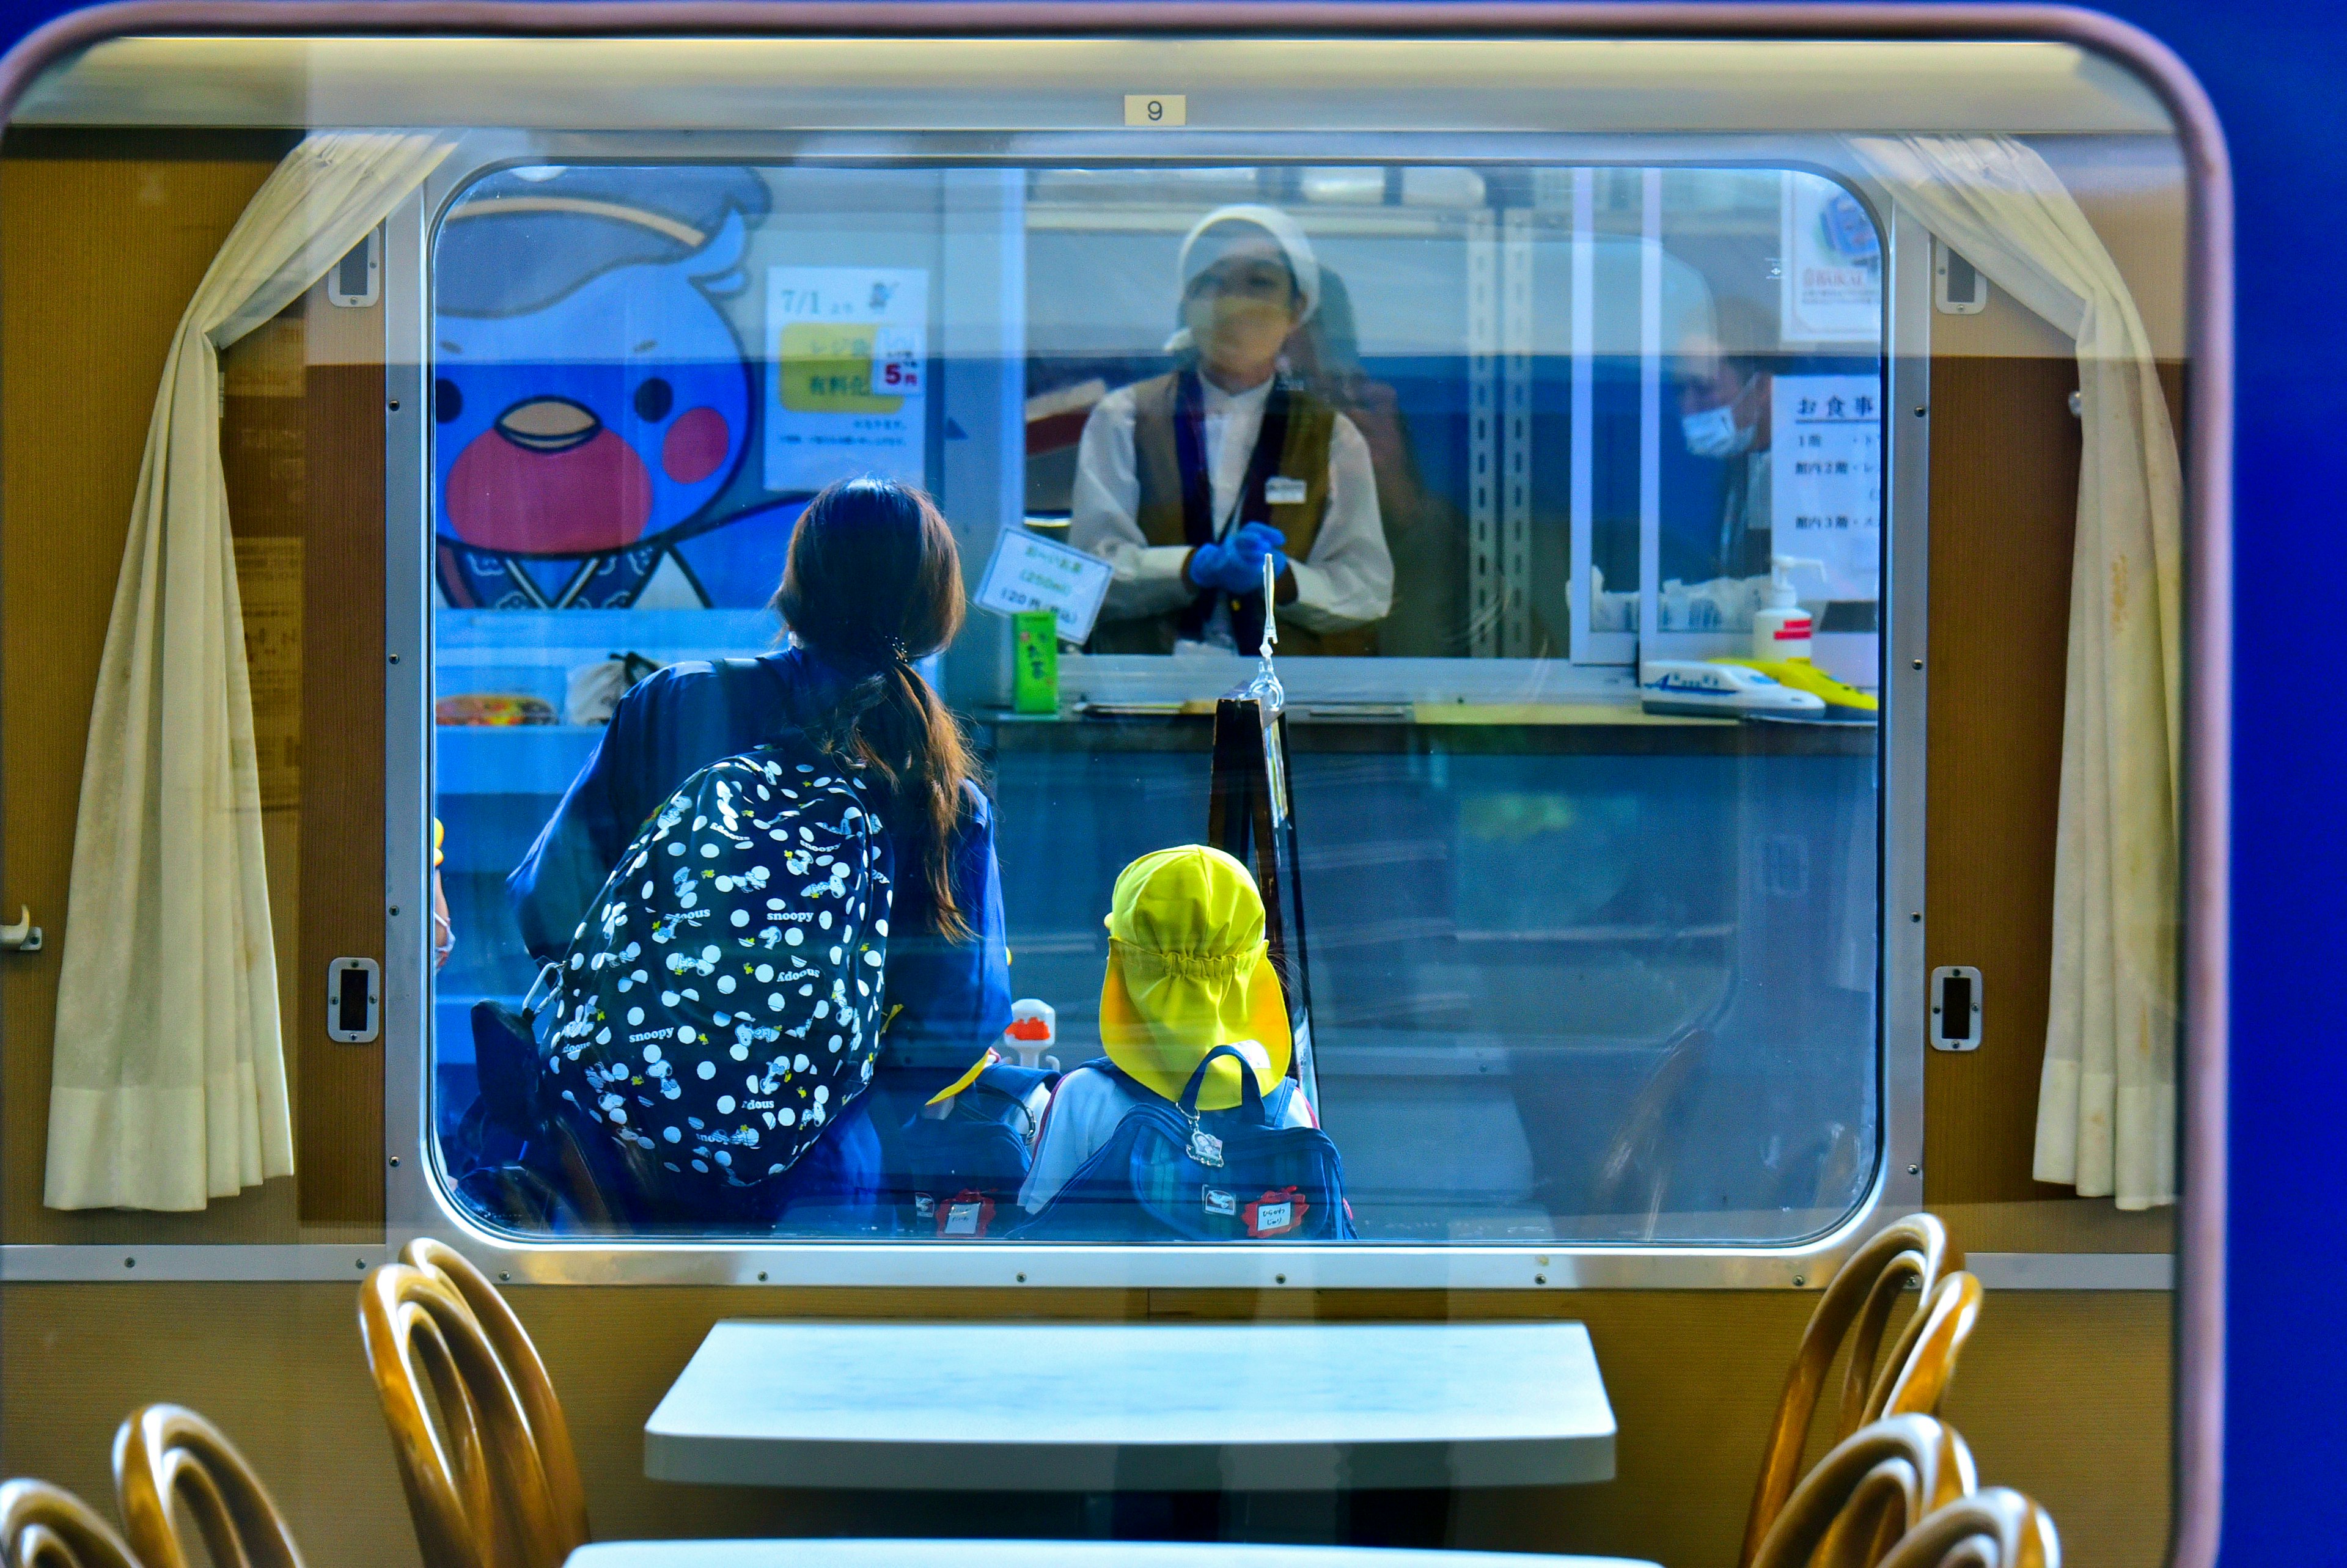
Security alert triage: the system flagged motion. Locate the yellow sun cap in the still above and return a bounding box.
[1098,844,1291,1112]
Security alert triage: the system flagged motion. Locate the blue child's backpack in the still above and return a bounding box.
[534,738,893,1209]
[1016,1045,1354,1242]
[888,1061,1058,1239]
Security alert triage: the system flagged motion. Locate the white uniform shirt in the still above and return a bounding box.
[1018,1060,1320,1214]
[1068,376,1394,640]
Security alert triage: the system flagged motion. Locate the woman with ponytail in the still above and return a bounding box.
[509,477,1011,1226]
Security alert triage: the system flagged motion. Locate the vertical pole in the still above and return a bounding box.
[1570,167,1595,664]
[1501,207,1534,658]
[1639,168,1662,661]
[1466,208,1498,658]
[937,167,1026,709]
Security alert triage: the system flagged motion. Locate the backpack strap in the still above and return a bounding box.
[1175,1044,1269,1121]
[1089,1053,1288,1127]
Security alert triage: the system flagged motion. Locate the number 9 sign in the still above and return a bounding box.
[1123,94,1188,126]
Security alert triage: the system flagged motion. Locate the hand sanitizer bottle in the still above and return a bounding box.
[1754,556,1826,661]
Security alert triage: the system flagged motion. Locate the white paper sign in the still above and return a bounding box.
[975,529,1115,643]
[1780,174,1882,344]
[1772,374,1882,601]
[765,266,928,494]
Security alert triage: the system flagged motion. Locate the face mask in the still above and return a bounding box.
[1682,404,1755,459]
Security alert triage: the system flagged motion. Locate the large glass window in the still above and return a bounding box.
[423,155,1885,1243]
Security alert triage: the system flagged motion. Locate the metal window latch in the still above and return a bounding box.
[1,906,42,953]
[1930,965,1982,1051]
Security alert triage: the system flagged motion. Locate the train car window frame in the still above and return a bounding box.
[0,10,2225,1409]
[375,128,1921,1287]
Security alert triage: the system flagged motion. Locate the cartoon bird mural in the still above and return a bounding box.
[432,166,804,609]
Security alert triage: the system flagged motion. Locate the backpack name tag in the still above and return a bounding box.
[1188,1127,1225,1167]
[1203,1186,1237,1216]
[1264,477,1308,505]
[944,1202,984,1236]
[1244,1186,1310,1238]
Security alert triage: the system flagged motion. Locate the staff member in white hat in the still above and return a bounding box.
[1070,205,1392,655]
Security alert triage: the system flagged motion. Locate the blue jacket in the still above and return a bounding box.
[508,645,1012,1099]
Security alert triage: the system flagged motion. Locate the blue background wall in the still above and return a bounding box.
[0,0,2329,1558]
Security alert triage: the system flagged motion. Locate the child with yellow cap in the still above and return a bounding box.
[1019,844,1345,1236]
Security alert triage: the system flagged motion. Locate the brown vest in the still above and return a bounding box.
[1090,372,1369,656]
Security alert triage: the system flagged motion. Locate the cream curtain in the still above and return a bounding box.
[1845,135,2182,1210]
[45,133,449,1211]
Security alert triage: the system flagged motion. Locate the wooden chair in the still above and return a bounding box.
[0,1480,139,1568]
[1590,1025,1713,1236]
[112,1404,303,1568]
[1865,1271,1985,1427]
[402,1236,591,1548]
[1749,1414,1978,1568]
[359,1245,587,1568]
[1741,1215,1977,1566]
[1878,1488,2060,1568]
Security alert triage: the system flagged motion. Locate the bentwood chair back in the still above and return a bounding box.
[1877,1488,2060,1568]
[401,1237,591,1548]
[112,1404,303,1568]
[1862,1272,1985,1427]
[0,1480,140,1568]
[1590,1025,1713,1236]
[1740,1214,1958,1566]
[359,1257,585,1568]
[1749,1414,1978,1568]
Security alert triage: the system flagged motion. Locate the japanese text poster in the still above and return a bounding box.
[1771,373,1882,602]
[765,266,928,494]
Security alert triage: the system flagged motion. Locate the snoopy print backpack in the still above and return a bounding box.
[534,736,893,1205]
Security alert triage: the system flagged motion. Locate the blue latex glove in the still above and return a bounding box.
[1186,538,1239,593]
[1225,522,1289,593]
[1188,523,1288,596]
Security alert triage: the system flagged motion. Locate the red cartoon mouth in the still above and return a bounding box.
[446,426,654,554]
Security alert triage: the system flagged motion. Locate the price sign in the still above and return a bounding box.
[975,528,1115,645]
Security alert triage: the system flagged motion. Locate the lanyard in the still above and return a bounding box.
[1172,370,1292,645]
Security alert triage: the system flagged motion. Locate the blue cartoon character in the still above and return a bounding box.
[432,166,803,609]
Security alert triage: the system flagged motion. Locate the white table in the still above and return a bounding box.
[645,1321,1617,1492]
[571,1544,1655,1568]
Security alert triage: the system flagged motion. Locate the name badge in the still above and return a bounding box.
[1188,1127,1225,1167]
[943,1201,983,1236]
[1264,476,1309,506]
[1254,1200,1294,1233]
[1203,1186,1237,1216]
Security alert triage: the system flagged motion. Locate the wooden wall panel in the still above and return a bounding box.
[1922,355,2084,1209]
[0,149,296,1242]
[1922,356,2191,1222]
[296,359,387,1228]
[2,133,386,1238]
[0,1281,2172,1568]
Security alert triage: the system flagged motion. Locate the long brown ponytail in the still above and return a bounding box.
[771,477,979,942]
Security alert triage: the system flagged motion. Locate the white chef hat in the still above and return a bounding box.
[1165,204,1320,353]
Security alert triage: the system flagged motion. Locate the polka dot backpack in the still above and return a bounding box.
[535,741,893,1202]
